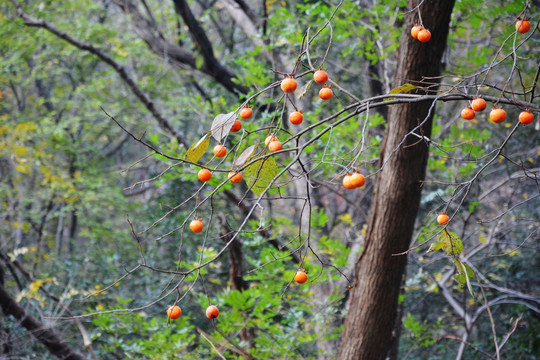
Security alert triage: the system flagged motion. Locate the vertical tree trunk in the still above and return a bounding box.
[218,216,254,347]
[338,1,455,359]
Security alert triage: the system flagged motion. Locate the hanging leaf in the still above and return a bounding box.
[234,144,258,167]
[386,83,418,101]
[244,156,278,196]
[185,133,210,163]
[427,241,445,253]
[453,259,475,296]
[297,79,313,99]
[211,112,236,142]
[437,230,463,256]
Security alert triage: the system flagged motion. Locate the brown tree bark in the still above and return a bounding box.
[338,1,456,359]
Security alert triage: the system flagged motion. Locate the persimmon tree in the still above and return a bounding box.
[1,0,539,359]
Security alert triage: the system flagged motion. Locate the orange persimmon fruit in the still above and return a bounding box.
[471,97,487,111]
[489,108,506,123]
[198,168,212,182]
[230,119,242,132]
[240,106,252,119]
[516,19,531,33]
[190,219,203,233]
[289,111,304,125]
[294,269,308,284]
[350,173,365,188]
[342,174,355,190]
[213,144,227,158]
[437,213,449,225]
[166,305,182,319]
[518,111,534,125]
[461,107,475,120]
[417,29,431,42]
[319,86,333,100]
[228,171,243,183]
[265,134,278,147]
[206,305,219,319]
[281,77,297,93]
[313,70,329,84]
[411,24,423,39]
[268,140,283,152]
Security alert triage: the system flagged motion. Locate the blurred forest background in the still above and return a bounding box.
[0,0,539,359]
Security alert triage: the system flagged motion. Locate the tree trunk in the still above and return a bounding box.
[218,216,254,347]
[338,1,456,359]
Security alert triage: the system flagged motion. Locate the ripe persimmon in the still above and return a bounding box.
[319,86,333,100]
[518,111,534,125]
[489,108,506,123]
[213,144,227,158]
[294,269,308,284]
[342,174,355,190]
[313,70,329,84]
[281,77,297,93]
[515,19,531,33]
[240,106,252,119]
[417,29,431,42]
[167,305,182,319]
[228,171,243,183]
[289,111,304,125]
[265,134,278,147]
[198,168,212,182]
[268,140,283,152]
[190,219,203,233]
[206,305,219,319]
[471,97,487,111]
[411,25,423,39]
[230,119,242,132]
[350,173,365,188]
[437,213,449,225]
[461,107,475,120]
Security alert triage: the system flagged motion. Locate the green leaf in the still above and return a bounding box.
[427,241,445,253]
[453,259,475,296]
[244,156,278,196]
[453,259,475,278]
[437,230,463,256]
[386,83,418,101]
[389,83,418,94]
[185,134,210,163]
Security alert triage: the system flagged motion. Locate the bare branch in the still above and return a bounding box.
[171,0,249,94]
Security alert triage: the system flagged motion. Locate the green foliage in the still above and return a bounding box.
[402,313,441,347]
[90,301,197,359]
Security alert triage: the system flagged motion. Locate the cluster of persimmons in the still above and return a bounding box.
[166,16,535,322]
